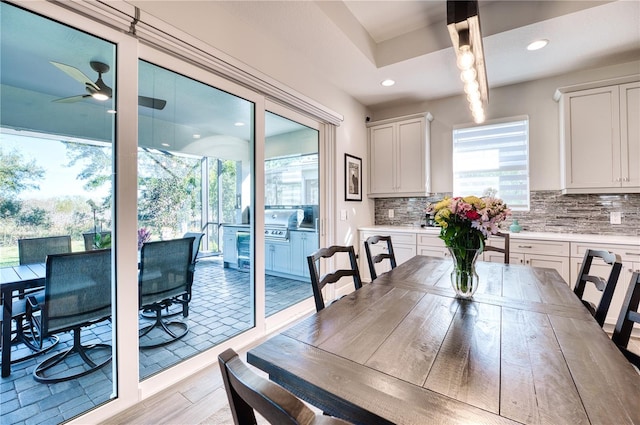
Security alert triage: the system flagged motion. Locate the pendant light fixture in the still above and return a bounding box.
[447,0,488,123]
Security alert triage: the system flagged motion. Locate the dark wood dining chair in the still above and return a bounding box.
[612,271,640,369]
[307,245,362,312]
[364,235,397,280]
[483,231,510,264]
[573,249,622,327]
[218,348,351,425]
[26,249,112,383]
[138,237,194,348]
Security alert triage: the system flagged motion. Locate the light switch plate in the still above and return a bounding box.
[340,209,347,220]
[610,211,622,225]
[388,209,394,218]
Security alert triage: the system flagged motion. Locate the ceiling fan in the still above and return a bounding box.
[50,60,167,110]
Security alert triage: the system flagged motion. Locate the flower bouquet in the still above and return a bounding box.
[427,196,511,297]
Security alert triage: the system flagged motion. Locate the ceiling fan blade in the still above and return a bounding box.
[50,61,100,92]
[138,96,167,110]
[53,94,90,103]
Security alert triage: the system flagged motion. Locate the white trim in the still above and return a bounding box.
[553,74,640,102]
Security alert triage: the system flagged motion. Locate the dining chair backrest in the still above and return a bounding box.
[218,348,350,425]
[42,249,112,335]
[573,249,622,327]
[18,235,71,265]
[139,237,194,308]
[612,271,640,369]
[82,231,111,251]
[307,245,362,312]
[183,232,204,265]
[483,231,510,264]
[364,235,397,280]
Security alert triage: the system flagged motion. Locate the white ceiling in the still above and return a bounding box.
[180,0,640,110]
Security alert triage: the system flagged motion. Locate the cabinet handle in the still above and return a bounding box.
[526,260,530,264]
[518,245,533,249]
[625,252,640,256]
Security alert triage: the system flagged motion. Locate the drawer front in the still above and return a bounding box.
[512,239,570,256]
[417,234,446,248]
[571,241,640,262]
[360,231,416,246]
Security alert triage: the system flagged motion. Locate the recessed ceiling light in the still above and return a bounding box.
[234,122,245,127]
[193,134,201,139]
[381,79,395,87]
[527,39,548,51]
[161,143,170,147]
[107,109,117,114]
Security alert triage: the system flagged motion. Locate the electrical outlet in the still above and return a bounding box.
[610,211,622,225]
[388,209,394,218]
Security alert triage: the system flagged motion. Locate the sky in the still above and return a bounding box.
[1,132,109,200]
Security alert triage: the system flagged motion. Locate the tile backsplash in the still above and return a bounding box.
[374,191,640,237]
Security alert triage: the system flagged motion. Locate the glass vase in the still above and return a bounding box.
[448,247,480,298]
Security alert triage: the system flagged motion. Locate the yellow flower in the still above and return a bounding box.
[435,209,450,227]
[462,195,484,208]
[433,197,451,211]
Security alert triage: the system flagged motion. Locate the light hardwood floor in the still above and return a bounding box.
[102,336,640,424]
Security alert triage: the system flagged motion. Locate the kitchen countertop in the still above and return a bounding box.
[359,225,640,246]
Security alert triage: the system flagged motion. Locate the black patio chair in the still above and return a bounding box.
[141,232,203,320]
[26,249,112,383]
[138,237,194,348]
[5,236,72,364]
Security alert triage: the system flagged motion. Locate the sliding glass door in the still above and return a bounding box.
[0,2,117,422]
[137,59,256,379]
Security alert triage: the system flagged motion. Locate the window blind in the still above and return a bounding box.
[452,118,530,211]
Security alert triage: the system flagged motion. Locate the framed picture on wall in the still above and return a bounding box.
[345,153,362,201]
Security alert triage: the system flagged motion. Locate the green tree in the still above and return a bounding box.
[0,148,45,196]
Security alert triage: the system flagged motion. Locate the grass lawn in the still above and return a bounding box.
[1,241,86,267]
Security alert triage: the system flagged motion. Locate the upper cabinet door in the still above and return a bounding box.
[559,81,639,194]
[369,123,396,195]
[620,82,640,188]
[368,113,431,197]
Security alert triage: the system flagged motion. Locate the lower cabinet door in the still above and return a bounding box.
[525,254,570,284]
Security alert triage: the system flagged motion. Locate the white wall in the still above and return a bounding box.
[131,1,374,243]
[371,60,640,193]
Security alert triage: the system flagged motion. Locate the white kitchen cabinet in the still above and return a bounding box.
[416,233,449,258]
[265,240,290,274]
[290,231,319,278]
[558,80,640,194]
[222,226,239,267]
[571,241,640,326]
[485,238,571,283]
[367,113,432,197]
[359,230,416,282]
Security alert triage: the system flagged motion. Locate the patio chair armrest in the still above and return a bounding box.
[26,295,41,318]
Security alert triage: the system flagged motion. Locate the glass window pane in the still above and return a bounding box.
[453,119,530,211]
[1,3,116,422]
[137,60,255,379]
[263,112,319,316]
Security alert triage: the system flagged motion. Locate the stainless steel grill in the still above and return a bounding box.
[264,209,303,240]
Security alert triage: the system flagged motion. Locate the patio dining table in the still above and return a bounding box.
[247,255,640,424]
[1,263,46,377]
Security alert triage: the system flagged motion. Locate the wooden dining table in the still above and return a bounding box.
[247,255,640,425]
[1,263,46,377]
